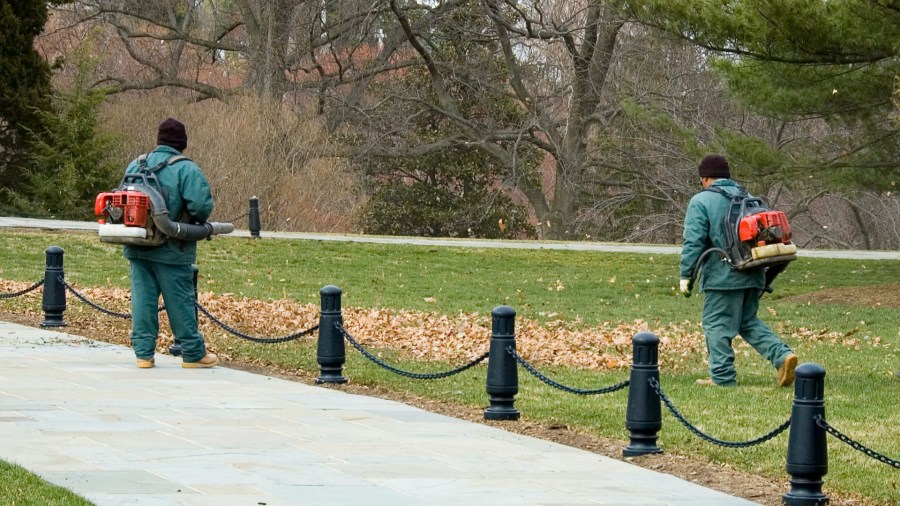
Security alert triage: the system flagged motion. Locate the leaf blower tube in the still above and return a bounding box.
[686,247,730,294]
[142,185,234,240]
[154,216,234,240]
[686,247,788,298]
[139,191,234,241]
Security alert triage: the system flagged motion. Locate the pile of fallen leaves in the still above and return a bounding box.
[31,279,896,370]
[8,278,883,371]
[342,308,699,370]
[2,278,712,370]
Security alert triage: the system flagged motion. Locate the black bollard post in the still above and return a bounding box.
[784,363,829,506]
[40,246,66,327]
[484,305,520,421]
[248,196,261,239]
[623,332,662,456]
[316,285,347,384]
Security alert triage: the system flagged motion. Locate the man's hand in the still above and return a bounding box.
[679,279,692,298]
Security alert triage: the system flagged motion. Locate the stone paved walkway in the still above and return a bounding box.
[0,321,760,505]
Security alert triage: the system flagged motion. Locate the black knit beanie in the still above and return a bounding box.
[157,118,188,151]
[698,154,730,179]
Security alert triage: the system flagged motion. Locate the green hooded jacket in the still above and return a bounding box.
[679,179,765,291]
[122,145,213,265]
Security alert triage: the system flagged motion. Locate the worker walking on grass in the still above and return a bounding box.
[679,154,797,387]
[124,118,218,369]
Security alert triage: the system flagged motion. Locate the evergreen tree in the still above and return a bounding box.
[633,0,900,190]
[8,34,120,219]
[0,0,53,200]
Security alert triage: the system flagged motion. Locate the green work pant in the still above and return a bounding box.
[129,259,206,362]
[701,288,793,385]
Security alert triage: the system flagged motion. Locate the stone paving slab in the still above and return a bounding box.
[0,321,759,505]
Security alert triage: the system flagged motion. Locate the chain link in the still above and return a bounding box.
[228,211,250,223]
[64,278,164,318]
[507,346,630,395]
[62,279,132,319]
[815,415,900,469]
[336,322,489,380]
[60,279,317,344]
[196,302,318,344]
[15,274,898,470]
[0,280,43,299]
[649,377,791,448]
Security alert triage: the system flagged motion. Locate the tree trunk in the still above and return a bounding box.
[239,0,294,97]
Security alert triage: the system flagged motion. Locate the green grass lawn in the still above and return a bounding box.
[0,460,92,505]
[1,229,898,504]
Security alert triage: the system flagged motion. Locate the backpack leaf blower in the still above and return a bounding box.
[94,155,234,246]
[687,186,797,295]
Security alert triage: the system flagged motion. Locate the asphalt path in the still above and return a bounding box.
[1,216,898,260]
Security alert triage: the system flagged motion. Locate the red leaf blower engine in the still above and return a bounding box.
[94,165,233,246]
[688,188,798,295]
[736,209,796,269]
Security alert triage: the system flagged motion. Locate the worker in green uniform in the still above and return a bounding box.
[679,154,797,387]
[125,118,218,369]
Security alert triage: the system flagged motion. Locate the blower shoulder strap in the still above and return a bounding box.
[128,154,192,206]
[702,184,749,200]
[137,154,191,175]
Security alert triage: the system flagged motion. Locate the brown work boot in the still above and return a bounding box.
[777,353,798,387]
[182,353,218,369]
[136,357,155,369]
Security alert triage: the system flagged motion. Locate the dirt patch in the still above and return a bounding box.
[784,284,900,309]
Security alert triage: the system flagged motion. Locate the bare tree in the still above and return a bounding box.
[311,0,635,239]
[43,1,897,247]
[54,0,321,99]
[318,1,828,241]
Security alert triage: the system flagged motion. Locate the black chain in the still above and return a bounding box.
[0,280,43,299]
[336,322,489,380]
[649,377,791,448]
[62,279,132,319]
[228,211,250,223]
[196,302,318,344]
[508,346,630,395]
[815,415,900,469]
